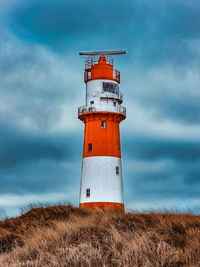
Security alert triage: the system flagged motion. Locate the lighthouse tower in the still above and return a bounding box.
[78,51,126,211]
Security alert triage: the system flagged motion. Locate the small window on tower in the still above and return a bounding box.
[116,166,120,175]
[86,188,90,197]
[88,143,92,152]
[90,101,94,104]
[101,121,106,129]
[113,102,116,107]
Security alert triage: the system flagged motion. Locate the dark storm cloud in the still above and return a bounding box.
[0,121,82,194]
[8,0,199,125]
[184,169,200,185]
[138,91,200,125]
[134,0,200,38]
[124,158,200,206]
[127,65,200,125]
[123,136,200,162]
[9,0,200,40]
[122,134,200,207]
[8,0,134,46]
[0,159,80,194]
[0,121,82,169]
[0,37,82,133]
[6,0,200,67]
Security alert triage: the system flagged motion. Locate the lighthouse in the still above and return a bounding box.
[78,51,126,211]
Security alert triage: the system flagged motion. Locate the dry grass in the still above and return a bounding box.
[0,205,200,266]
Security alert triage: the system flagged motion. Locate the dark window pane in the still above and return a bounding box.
[116,166,120,175]
[88,143,92,152]
[86,188,90,197]
[103,82,119,96]
[101,121,106,129]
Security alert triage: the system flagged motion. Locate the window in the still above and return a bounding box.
[113,102,116,107]
[86,188,90,197]
[88,107,93,112]
[90,101,94,104]
[103,82,119,95]
[116,166,120,175]
[88,143,92,152]
[101,121,106,129]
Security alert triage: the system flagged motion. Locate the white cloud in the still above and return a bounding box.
[0,191,78,218]
[0,37,83,133]
[123,102,200,141]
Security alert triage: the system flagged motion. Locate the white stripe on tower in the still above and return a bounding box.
[79,156,123,204]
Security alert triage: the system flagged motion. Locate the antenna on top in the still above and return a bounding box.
[79,50,126,56]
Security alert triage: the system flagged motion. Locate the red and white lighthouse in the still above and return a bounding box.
[78,51,126,211]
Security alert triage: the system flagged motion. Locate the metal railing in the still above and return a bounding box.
[85,56,113,69]
[84,71,91,82]
[78,105,126,117]
[113,70,120,83]
[85,56,97,70]
[100,91,123,103]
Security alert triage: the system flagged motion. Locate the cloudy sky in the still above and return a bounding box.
[0,0,200,218]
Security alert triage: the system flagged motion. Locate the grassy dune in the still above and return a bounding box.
[0,205,200,266]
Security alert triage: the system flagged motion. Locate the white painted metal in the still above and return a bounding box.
[78,104,126,117]
[86,79,123,113]
[80,156,124,204]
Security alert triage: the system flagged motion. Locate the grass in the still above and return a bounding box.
[0,204,200,266]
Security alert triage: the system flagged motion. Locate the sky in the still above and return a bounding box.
[0,0,200,218]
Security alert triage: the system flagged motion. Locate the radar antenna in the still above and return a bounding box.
[79,50,126,56]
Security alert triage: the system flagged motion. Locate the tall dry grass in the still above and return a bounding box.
[0,205,200,266]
